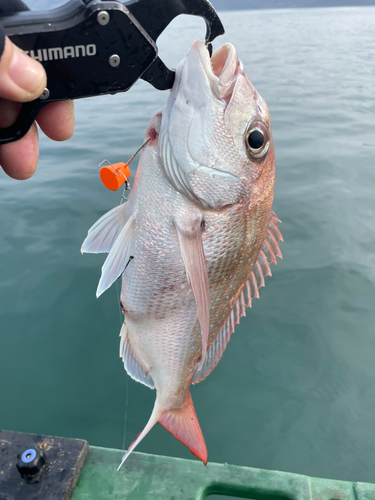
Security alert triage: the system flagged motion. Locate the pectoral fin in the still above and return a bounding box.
[175,215,209,366]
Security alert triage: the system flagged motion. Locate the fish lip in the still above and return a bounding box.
[191,40,239,99]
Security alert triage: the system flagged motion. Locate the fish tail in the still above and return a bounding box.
[117,399,165,471]
[159,391,207,465]
[117,392,207,470]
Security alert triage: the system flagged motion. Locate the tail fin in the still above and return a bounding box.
[159,392,207,465]
[117,400,165,471]
[117,392,207,471]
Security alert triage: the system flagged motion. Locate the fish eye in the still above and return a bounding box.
[248,130,264,149]
[245,121,270,158]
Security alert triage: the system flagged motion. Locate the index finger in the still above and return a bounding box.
[0,36,46,102]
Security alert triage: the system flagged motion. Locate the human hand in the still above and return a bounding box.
[0,35,75,180]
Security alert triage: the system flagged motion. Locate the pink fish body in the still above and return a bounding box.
[82,40,282,467]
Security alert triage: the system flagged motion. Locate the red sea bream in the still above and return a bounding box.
[82,40,282,468]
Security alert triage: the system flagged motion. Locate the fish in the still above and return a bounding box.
[81,40,282,468]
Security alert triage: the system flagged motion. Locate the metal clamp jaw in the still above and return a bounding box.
[0,0,224,144]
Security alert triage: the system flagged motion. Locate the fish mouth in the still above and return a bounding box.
[192,40,239,99]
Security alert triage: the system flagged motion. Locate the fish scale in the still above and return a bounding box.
[82,40,282,468]
[124,160,200,392]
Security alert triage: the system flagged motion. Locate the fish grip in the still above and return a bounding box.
[0,0,225,144]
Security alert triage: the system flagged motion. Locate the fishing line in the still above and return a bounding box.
[111,139,150,454]
[122,374,129,453]
[127,137,150,164]
[115,278,129,453]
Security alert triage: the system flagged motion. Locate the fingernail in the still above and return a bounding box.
[8,49,45,93]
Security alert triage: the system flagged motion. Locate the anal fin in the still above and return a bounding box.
[120,322,154,389]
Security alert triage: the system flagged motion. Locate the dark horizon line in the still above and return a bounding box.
[210,0,375,11]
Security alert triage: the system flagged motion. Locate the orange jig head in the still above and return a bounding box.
[100,162,131,191]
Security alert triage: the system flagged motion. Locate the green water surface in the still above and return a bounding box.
[1,6,375,484]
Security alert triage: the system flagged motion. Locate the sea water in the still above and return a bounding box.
[1,6,375,483]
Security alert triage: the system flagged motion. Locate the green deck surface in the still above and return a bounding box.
[71,446,375,500]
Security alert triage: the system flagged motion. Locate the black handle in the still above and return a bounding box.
[126,0,224,44]
[0,100,48,144]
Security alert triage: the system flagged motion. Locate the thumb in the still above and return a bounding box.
[0,36,46,102]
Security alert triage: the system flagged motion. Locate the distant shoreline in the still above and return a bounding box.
[26,0,375,12]
[211,1,375,11]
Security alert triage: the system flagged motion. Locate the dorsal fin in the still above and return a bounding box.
[192,211,282,384]
[119,323,154,389]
